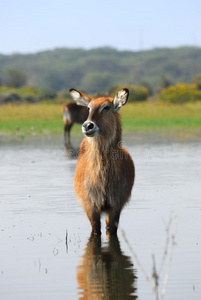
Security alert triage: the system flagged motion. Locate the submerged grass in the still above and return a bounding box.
[0,101,201,139]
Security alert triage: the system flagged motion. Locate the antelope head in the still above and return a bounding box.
[69,88,129,139]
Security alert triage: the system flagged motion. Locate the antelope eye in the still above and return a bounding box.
[102,105,110,111]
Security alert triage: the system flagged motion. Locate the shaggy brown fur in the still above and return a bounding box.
[70,89,135,235]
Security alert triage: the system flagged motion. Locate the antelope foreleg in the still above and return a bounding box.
[106,209,121,235]
[85,206,101,235]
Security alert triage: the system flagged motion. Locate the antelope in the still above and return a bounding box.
[62,103,88,144]
[69,88,135,235]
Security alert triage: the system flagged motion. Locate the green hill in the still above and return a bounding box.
[0,46,201,93]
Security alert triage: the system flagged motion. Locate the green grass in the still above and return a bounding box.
[0,101,201,139]
[121,102,201,139]
[0,103,62,137]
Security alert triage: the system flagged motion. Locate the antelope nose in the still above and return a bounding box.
[82,121,98,137]
[82,121,94,132]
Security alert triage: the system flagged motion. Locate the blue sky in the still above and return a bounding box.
[1,0,201,54]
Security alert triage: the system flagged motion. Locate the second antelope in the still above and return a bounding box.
[69,88,135,235]
[62,103,88,144]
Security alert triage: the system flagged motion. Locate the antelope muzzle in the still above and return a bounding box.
[82,121,99,137]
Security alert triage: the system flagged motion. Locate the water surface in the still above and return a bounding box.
[0,135,200,299]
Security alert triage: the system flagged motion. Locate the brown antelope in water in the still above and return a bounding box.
[69,88,135,235]
[62,103,88,144]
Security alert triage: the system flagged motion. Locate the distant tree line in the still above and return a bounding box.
[0,86,57,104]
[0,46,201,95]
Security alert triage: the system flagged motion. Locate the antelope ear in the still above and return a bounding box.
[113,88,129,112]
[69,88,92,106]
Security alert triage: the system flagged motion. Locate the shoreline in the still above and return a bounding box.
[1,129,200,148]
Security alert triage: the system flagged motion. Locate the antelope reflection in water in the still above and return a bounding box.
[77,234,137,299]
[64,141,79,159]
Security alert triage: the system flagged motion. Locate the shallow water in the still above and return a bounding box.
[0,135,200,300]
